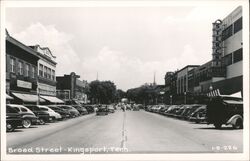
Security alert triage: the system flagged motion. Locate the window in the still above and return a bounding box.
[25,64,30,77]
[52,70,55,81]
[7,107,18,113]
[10,57,15,73]
[13,107,20,112]
[39,64,43,77]
[31,66,35,78]
[44,66,47,78]
[18,61,23,75]
[234,17,242,34]
[21,108,28,112]
[223,53,232,66]
[48,68,51,79]
[233,48,243,63]
[222,25,233,41]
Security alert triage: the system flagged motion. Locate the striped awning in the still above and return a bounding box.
[12,92,45,103]
[40,95,64,103]
[207,89,221,97]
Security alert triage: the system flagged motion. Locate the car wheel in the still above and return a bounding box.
[214,123,222,129]
[6,123,15,132]
[22,119,31,128]
[233,118,243,129]
[39,119,45,125]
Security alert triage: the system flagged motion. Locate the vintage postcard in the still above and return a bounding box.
[1,0,249,161]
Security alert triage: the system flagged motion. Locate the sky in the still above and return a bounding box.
[5,3,239,91]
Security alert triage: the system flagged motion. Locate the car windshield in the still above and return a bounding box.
[26,105,41,111]
[40,107,48,111]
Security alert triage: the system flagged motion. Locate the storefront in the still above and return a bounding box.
[6,31,40,105]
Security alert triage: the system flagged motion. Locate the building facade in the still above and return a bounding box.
[6,30,42,104]
[30,45,63,104]
[194,6,243,96]
[56,72,88,104]
[176,65,199,95]
[221,6,243,95]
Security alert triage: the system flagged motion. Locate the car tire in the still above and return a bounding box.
[233,118,243,129]
[6,123,15,132]
[39,119,45,125]
[214,123,222,129]
[22,119,31,128]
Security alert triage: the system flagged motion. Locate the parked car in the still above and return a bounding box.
[133,104,140,111]
[206,95,243,129]
[84,105,95,113]
[7,104,38,128]
[58,105,80,117]
[159,105,170,115]
[107,105,115,113]
[72,105,88,115]
[96,105,109,115]
[38,105,62,121]
[6,106,22,132]
[164,105,179,117]
[189,105,207,123]
[147,105,154,112]
[180,104,202,120]
[24,105,51,124]
[47,105,71,119]
[154,105,163,113]
[174,105,186,118]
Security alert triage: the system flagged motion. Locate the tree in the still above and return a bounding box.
[89,80,117,104]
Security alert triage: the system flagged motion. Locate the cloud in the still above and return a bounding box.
[11,22,82,77]
[80,44,205,90]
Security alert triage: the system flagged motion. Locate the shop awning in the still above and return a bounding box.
[6,94,13,100]
[12,92,45,103]
[230,91,242,98]
[40,95,64,103]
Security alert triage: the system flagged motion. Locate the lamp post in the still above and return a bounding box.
[184,92,186,104]
[209,85,213,97]
[160,91,165,104]
[170,95,172,105]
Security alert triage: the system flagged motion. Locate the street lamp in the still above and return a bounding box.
[170,95,172,105]
[209,85,213,97]
[160,91,165,104]
[184,92,186,104]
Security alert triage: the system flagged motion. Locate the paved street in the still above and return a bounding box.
[7,110,243,154]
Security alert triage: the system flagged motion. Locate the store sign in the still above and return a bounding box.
[17,80,32,89]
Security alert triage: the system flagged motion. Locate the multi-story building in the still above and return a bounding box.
[176,65,199,95]
[5,30,42,104]
[194,6,242,96]
[56,72,88,104]
[29,45,64,104]
[220,6,242,95]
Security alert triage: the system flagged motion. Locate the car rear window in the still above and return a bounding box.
[21,108,28,112]
[6,107,18,113]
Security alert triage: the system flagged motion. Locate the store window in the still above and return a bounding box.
[18,61,23,75]
[233,48,243,63]
[10,57,15,73]
[234,17,242,34]
[39,64,43,77]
